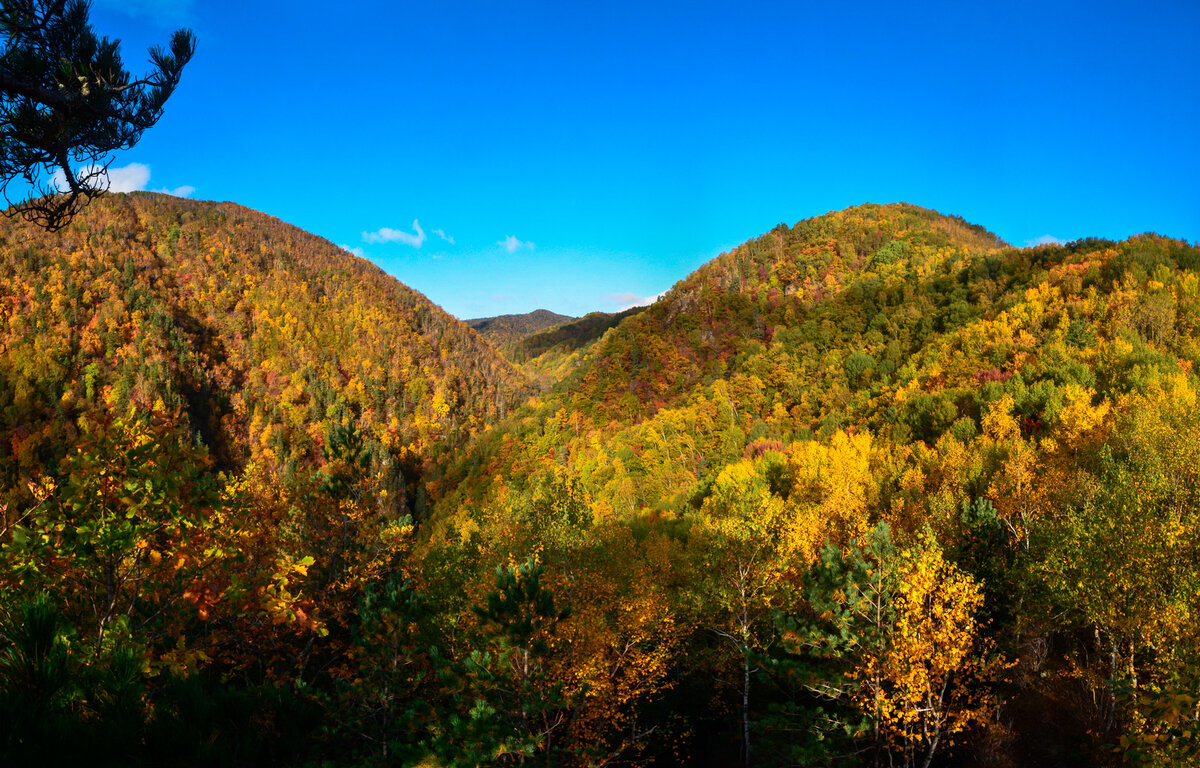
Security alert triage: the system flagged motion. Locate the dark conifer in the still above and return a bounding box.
[0,0,194,229]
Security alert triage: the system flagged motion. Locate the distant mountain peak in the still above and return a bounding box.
[465,309,576,348]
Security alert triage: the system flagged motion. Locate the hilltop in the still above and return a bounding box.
[568,203,1009,419]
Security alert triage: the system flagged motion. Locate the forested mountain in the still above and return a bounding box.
[510,306,647,362]
[572,203,1009,420]
[3,199,1198,768]
[465,307,650,392]
[0,192,533,763]
[1,192,529,515]
[465,308,574,349]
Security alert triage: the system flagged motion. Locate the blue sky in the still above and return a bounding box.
[84,0,1199,319]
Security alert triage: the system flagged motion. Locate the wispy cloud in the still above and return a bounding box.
[155,184,195,198]
[93,0,195,25]
[433,228,455,245]
[1025,234,1065,247]
[364,220,427,248]
[606,290,665,311]
[340,244,365,258]
[498,235,535,253]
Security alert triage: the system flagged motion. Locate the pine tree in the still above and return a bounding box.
[0,0,194,229]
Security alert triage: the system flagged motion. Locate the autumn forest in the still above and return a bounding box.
[2,194,1199,767]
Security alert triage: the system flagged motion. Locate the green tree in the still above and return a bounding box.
[772,525,1002,768]
[435,556,572,766]
[0,0,195,228]
[0,594,77,760]
[1,406,218,651]
[1033,381,1200,765]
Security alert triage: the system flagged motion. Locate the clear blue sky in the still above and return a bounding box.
[87,0,1199,319]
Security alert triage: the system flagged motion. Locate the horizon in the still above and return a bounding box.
[65,0,1200,318]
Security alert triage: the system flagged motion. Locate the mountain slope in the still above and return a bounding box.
[571,202,1009,420]
[509,306,649,390]
[436,201,1198,525]
[0,192,530,517]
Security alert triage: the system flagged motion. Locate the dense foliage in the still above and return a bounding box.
[2,198,1199,767]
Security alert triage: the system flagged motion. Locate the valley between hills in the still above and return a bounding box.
[2,192,1198,767]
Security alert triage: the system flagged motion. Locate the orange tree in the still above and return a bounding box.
[0,403,323,760]
[0,405,219,652]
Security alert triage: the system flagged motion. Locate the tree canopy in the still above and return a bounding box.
[0,0,194,230]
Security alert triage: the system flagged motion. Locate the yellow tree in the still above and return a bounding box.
[1035,377,1200,765]
[858,532,1001,768]
[982,394,1051,548]
[545,524,684,765]
[687,434,878,766]
[784,430,876,562]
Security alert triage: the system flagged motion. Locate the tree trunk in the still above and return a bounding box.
[742,645,751,768]
[920,734,940,768]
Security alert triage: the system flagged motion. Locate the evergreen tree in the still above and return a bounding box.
[0,0,194,229]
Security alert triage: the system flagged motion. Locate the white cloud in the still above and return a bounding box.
[1025,234,1065,247]
[606,290,666,311]
[433,228,455,245]
[105,163,153,192]
[364,220,427,248]
[50,162,196,199]
[498,235,535,253]
[340,244,365,258]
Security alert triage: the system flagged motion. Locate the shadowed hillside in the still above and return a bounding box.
[506,305,650,390]
[511,306,649,363]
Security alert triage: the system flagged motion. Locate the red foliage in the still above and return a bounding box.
[972,368,1013,384]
